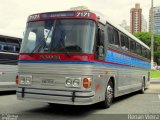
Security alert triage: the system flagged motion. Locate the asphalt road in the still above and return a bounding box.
[0,80,160,120]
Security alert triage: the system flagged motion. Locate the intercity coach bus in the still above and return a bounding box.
[16,10,151,108]
[0,35,21,91]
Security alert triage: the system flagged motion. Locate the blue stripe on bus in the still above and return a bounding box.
[106,50,151,69]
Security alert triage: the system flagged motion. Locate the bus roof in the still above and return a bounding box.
[0,34,21,40]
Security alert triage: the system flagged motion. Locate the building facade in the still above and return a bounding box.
[149,6,160,34]
[130,3,142,34]
[141,15,147,32]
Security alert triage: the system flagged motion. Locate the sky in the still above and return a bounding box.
[0,0,160,38]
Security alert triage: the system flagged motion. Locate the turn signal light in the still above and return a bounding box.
[83,78,92,89]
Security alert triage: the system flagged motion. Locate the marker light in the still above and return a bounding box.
[16,75,19,85]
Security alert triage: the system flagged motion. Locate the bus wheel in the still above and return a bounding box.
[140,80,145,94]
[100,80,114,108]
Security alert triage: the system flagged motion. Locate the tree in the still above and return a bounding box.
[133,32,160,65]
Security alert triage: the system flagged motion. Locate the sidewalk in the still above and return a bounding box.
[150,78,160,84]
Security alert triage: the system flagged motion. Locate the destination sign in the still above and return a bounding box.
[41,12,75,18]
[27,11,97,22]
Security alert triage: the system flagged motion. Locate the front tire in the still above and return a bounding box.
[100,80,114,108]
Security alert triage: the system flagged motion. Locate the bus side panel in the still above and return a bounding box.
[105,49,150,97]
[0,65,17,91]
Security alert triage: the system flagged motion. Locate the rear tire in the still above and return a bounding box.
[100,80,114,109]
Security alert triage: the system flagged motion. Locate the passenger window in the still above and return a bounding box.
[142,47,148,58]
[3,45,8,51]
[130,40,136,53]
[147,50,151,60]
[7,45,14,51]
[113,29,120,47]
[107,27,114,45]
[125,36,129,51]
[120,34,125,50]
[142,47,145,57]
[143,48,148,58]
[136,43,142,55]
[16,46,20,53]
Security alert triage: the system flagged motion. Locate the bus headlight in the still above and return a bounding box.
[26,77,32,85]
[73,79,80,87]
[65,79,72,87]
[20,76,25,84]
[19,75,32,85]
[65,77,81,87]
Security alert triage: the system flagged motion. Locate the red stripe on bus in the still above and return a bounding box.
[18,54,140,68]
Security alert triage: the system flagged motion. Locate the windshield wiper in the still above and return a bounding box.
[29,26,54,56]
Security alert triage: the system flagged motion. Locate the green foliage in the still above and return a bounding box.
[133,32,151,46]
[133,32,160,65]
[151,70,160,78]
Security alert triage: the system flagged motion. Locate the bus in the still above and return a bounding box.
[0,35,21,91]
[16,10,151,108]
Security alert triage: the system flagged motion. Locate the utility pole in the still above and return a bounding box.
[151,0,154,69]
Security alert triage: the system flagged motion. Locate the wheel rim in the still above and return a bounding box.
[106,84,113,104]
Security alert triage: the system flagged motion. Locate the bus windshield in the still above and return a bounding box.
[21,19,96,54]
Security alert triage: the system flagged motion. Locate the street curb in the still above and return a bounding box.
[151,78,160,79]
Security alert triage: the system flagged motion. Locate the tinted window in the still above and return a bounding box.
[147,50,151,60]
[124,36,129,51]
[142,48,151,60]
[130,40,136,53]
[120,34,125,48]
[108,27,114,45]
[3,45,8,51]
[0,37,6,42]
[7,45,14,51]
[113,29,120,47]
[136,43,142,55]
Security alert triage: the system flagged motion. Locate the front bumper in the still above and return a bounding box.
[16,87,95,105]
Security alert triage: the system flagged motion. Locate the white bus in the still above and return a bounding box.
[0,35,21,91]
[16,10,150,108]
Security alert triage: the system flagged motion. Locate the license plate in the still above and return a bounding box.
[41,79,55,86]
